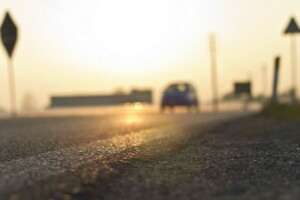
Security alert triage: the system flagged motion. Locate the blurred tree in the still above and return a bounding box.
[114,88,126,95]
[222,92,235,101]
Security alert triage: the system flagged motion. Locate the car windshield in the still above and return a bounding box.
[166,84,188,92]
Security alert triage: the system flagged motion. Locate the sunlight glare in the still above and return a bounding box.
[133,102,143,110]
[125,115,142,125]
[77,0,192,60]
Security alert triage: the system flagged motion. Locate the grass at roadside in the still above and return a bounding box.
[261,102,300,120]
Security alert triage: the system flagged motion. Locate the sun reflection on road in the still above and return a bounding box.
[124,102,145,111]
[124,114,143,125]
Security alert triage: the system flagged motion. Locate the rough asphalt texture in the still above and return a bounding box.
[0,112,244,199]
[105,116,300,200]
[1,113,300,199]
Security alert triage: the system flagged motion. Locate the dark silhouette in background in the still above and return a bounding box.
[234,82,252,98]
[50,89,152,108]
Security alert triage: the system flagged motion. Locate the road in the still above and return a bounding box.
[0,109,253,199]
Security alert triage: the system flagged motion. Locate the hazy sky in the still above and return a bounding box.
[0,0,299,110]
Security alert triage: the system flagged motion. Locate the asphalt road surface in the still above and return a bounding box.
[0,110,252,199]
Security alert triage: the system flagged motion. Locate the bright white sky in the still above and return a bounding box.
[0,0,299,110]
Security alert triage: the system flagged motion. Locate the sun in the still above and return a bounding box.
[74,0,193,61]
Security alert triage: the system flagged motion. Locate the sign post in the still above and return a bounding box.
[284,17,300,103]
[1,12,18,116]
[272,57,281,103]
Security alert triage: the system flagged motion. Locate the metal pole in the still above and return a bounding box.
[272,57,280,103]
[7,59,17,116]
[291,36,297,102]
[209,33,219,112]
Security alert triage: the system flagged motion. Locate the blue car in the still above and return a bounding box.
[161,83,199,112]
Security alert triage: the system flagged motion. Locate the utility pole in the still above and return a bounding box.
[209,33,219,112]
[247,71,252,82]
[284,17,300,103]
[262,65,267,99]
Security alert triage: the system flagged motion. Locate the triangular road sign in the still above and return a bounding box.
[284,17,300,34]
[0,12,18,58]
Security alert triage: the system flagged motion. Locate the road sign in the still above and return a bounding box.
[234,82,252,97]
[1,12,18,116]
[284,17,300,34]
[1,12,18,58]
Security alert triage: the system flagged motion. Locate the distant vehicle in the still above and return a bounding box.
[161,82,199,112]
